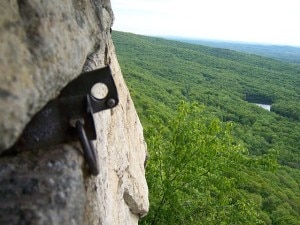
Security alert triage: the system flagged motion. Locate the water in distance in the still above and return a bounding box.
[255,103,271,111]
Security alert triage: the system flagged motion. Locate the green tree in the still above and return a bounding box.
[141,102,275,225]
[113,31,299,224]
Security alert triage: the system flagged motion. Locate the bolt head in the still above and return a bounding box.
[106,98,116,108]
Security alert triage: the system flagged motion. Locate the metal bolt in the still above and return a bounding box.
[69,116,85,128]
[106,98,116,108]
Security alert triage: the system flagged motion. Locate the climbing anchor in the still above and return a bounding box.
[12,66,119,176]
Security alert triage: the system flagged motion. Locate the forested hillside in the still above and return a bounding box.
[169,37,300,64]
[113,31,300,225]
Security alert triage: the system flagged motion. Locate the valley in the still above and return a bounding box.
[113,31,300,225]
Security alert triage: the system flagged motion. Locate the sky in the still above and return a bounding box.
[111,0,300,46]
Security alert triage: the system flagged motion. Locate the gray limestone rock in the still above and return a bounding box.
[0,0,114,151]
[0,0,149,224]
[0,145,86,225]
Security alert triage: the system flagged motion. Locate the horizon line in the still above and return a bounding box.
[113,29,300,48]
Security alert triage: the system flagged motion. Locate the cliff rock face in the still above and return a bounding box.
[0,0,149,224]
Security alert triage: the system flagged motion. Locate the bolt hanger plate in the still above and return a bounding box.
[13,66,119,152]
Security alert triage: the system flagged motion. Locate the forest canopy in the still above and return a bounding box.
[113,31,300,225]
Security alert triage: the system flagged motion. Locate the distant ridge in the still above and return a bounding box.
[164,36,300,64]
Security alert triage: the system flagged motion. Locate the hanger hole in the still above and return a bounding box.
[91,83,108,100]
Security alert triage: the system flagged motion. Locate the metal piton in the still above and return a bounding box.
[12,66,119,176]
